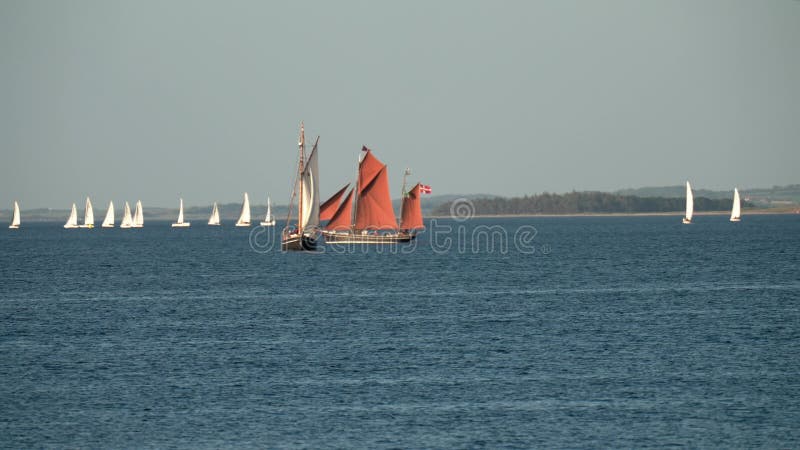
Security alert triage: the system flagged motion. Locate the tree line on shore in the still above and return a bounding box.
[433,191,747,216]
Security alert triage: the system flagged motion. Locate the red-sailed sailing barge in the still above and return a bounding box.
[321,147,424,244]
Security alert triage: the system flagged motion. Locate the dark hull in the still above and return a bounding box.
[281,233,318,251]
[322,230,415,244]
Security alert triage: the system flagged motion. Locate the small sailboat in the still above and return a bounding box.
[208,202,221,226]
[172,198,191,228]
[682,181,694,224]
[80,197,94,228]
[101,201,114,228]
[259,196,276,226]
[8,201,20,229]
[282,122,320,251]
[235,192,251,227]
[120,201,133,228]
[64,203,79,228]
[730,187,742,222]
[132,200,144,228]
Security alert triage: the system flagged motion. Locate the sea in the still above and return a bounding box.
[1,214,799,448]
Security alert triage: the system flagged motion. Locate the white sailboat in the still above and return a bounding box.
[132,200,144,228]
[8,201,20,229]
[101,201,114,228]
[730,188,742,222]
[682,181,694,224]
[120,201,133,228]
[172,198,191,228]
[80,197,94,228]
[64,203,79,229]
[281,122,320,251]
[260,196,276,226]
[208,202,221,226]
[235,192,251,227]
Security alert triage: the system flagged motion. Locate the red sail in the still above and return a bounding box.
[325,188,354,231]
[320,183,350,221]
[358,148,385,195]
[356,164,397,230]
[400,183,424,230]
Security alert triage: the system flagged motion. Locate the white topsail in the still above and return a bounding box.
[208,202,221,226]
[9,201,20,228]
[133,200,144,227]
[102,201,114,227]
[82,197,94,228]
[683,181,694,223]
[120,201,133,228]
[236,192,251,226]
[730,188,741,222]
[64,203,79,228]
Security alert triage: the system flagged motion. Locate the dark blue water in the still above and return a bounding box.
[2,215,799,448]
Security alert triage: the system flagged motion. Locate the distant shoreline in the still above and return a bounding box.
[428,209,798,219]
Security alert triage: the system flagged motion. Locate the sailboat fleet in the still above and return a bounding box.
[681,181,743,224]
[8,124,751,234]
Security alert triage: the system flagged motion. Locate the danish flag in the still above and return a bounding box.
[420,184,432,194]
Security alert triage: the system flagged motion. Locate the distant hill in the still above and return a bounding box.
[616,184,800,207]
[433,191,751,216]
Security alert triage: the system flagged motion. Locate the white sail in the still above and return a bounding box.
[260,196,275,226]
[120,201,133,228]
[730,187,741,222]
[208,202,221,226]
[64,203,79,228]
[235,192,251,226]
[81,197,94,228]
[300,143,320,229]
[9,201,20,228]
[172,198,190,227]
[102,201,114,227]
[683,181,694,224]
[133,200,144,227]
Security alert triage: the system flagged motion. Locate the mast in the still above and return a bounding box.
[297,122,305,233]
[401,168,410,200]
[400,168,411,227]
[352,149,363,231]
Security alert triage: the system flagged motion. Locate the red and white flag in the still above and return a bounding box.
[420,184,432,194]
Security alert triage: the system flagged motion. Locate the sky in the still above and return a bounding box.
[2,0,799,208]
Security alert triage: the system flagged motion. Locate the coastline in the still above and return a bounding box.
[427,209,799,219]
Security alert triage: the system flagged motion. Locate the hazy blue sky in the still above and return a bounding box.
[2,0,799,208]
